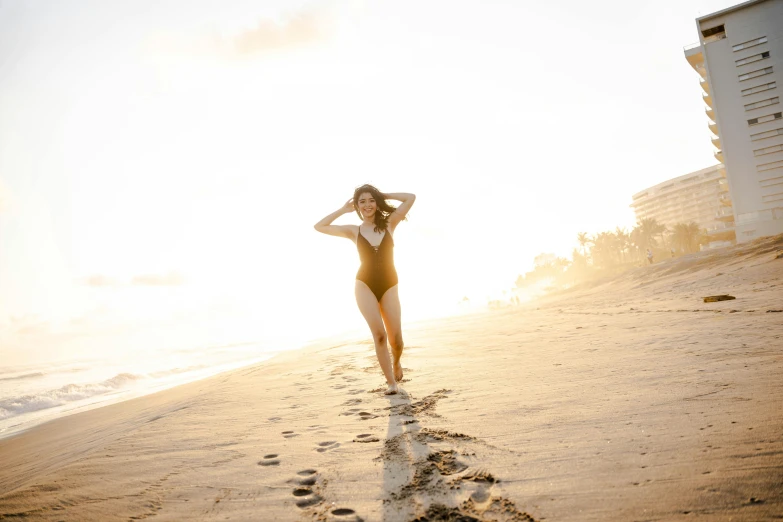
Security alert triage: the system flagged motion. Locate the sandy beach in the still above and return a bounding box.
[1,235,781,521]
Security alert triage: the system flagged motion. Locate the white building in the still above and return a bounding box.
[684,0,783,242]
[631,165,734,246]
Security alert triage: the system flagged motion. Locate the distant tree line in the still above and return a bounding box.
[515,218,707,291]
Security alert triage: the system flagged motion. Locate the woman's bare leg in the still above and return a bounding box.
[379,285,404,382]
[355,281,397,394]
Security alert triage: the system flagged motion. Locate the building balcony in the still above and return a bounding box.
[707,221,734,231]
[715,207,735,221]
[719,194,732,206]
[718,179,729,192]
[705,224,736,242]
[684,43,704,70]
[706,107,716,120]
[707,222,735,233]
[711,135,721,149]
[703,92,713,108]
[709,121,718,135]
[714,149,724,163]
[700,79,710,95]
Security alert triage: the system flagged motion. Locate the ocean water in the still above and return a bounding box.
[0,296,485,440]
[0,338,297,439]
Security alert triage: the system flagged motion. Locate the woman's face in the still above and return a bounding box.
[357,192,377,219]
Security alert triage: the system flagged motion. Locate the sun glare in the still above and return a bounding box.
[1,0,723,369]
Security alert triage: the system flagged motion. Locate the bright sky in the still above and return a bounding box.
[0,0,737,363]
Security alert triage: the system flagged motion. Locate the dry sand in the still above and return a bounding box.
[1,235,782,521]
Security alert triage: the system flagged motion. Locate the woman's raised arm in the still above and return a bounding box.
[314,199,356,240]
[387,193,416,227]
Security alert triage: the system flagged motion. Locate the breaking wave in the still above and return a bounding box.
[0,373,144,420]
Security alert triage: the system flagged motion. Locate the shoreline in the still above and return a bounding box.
[0,307,489,443]
[1,236,781,521]
[0,352,281,442]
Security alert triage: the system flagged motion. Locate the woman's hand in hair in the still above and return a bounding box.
[314,200,358,239]
[341,198,356,214]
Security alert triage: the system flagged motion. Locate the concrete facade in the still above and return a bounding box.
[631,165,733,245]
[684,0,783,242]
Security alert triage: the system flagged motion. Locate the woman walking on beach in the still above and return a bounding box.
[314,185,416,395]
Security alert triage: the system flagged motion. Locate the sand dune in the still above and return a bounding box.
[1,235,781,521]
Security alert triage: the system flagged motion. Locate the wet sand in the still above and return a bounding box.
[1,235,782,521]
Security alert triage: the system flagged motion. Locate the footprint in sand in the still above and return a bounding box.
[347,388,365,395]
[316,441,341,453]
[358,411,378,421]
[292,487,323,508]
[353,434,380,443]
[425,450,469,477]
[461,468,496,484]
[258,454,281,466]
[470,484,491,503]
[268,417,282,422]
[282,430,299,439]
[292,470,323,508]
[340,408,363,416]
[297,471,317,486]
[332,507,358,517]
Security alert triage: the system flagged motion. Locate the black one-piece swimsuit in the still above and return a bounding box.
[356,228,398,302]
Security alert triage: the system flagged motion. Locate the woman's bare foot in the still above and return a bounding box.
[384,383,398,395]
[393,361,403,382]
[392,346,403,381]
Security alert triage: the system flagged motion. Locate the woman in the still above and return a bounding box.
[314,185,416,395]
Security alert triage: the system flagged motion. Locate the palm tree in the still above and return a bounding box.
[671,222,703,253]
[615,227,629,263]
[577,232,590,257]
[591,231,618,268]
[636,218,667,249]
[554,257,571,273]
[630,226,644,261]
